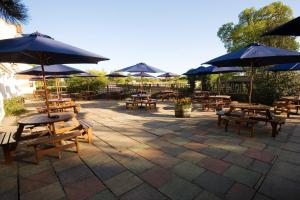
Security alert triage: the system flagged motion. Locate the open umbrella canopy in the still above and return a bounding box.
[157,72,179,78]
[17,64,85,76]
[0,32,109,117]
[75,72,98,77]
[116,62,164,73]
[106,72,127,78]
[132,72,155,78]
[263,16,300,36]
[205,43,300,103]
[205,43,300,67]
[267,63,300,72]
[0,32,109,64]
[183,68,198,76]
[29,75,70,81]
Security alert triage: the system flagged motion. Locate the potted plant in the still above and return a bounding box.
[175,97,192,118]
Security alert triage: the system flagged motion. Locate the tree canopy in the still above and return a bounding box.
[0,0,28,24]
[217,1,299,52]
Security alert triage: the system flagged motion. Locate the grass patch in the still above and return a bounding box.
[4,96,26,116]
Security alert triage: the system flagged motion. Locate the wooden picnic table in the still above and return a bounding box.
[48,98,72,104]
[225,103,284,137]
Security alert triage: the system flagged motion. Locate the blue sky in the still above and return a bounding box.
[22,0,300,74]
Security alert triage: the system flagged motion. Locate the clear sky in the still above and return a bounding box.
[22,0,300,74]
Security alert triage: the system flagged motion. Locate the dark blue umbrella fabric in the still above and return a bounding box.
[205,43,300,67]
[183,68,197,75]
[117,62,164,73]
[205,43,300,103]
[76,72,98,77]
[158,72,179,78]
[132,72,155,78]
[0,32,109,117]
[267,63,300,72]
[263,16,300,36]
[0,32,109,64]
[106,72,127,78]
[17,64,85,75]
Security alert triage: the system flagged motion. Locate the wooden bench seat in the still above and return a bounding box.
[0,132,17,164]
[125,99,138,109]
[222,116,258,137]
[37,104,81,114]
[144,99,157,110]
[249,116,285,137]
[27,131,81,164]
[78,119,93,143]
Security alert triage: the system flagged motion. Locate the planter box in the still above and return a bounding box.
[175,106,191,118]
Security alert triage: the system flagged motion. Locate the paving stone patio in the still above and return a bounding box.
[1,99,300,200]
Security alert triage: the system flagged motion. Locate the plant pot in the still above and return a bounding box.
[175,106,191,118]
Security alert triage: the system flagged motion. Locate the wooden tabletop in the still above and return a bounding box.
[18,112,74,126]
[281,96,300,101]
[209,95,231,99]
[48,98,72,103]
[132,94,150,98]
[230,103,270,110]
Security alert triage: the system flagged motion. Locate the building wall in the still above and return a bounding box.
[0,19,34,121]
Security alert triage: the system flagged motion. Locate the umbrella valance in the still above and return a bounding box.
[132,72,155,78]
[106,72,127,78]
[17,64,85,76]
[157,72,179,78]
[263,17,300,36]
[267,63,300,72]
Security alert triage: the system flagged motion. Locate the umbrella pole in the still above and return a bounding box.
[218,74,221,95]
[55,77,59,98]
[41,64,51,117]
[249,66,254,104]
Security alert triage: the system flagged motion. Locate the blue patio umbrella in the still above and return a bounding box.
[157,72,179,78]
[18,64,85,98]
[0,32,109,117]
[263,16,300,36]
[117,63,163,90]
[116,62,164,73]
[132,72,155,78]
[106,72,127,78]
[205,43,300,103]
[183,68,197,76]
[267,63,300,72]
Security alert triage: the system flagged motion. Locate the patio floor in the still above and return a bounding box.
[1,100,300,200]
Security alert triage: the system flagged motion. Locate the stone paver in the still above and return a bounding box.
[198,157,231,174]
[172,161,206,181]
[194,171,234,196]
[140,167,173,188]
[225,183,255,200]
[105,171,143,196]
[120,183,166,200]
[159,176,202,200]
[224,165,261,187]
[1,100,300,200]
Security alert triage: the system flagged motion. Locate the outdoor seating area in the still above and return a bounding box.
[2,1,300,200]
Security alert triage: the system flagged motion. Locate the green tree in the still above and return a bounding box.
[218,2,299,52]
[217,1,300,105]
[0,0,28,24]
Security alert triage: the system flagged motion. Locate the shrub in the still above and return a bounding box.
[4,96,26,116]
[175,97,192,109]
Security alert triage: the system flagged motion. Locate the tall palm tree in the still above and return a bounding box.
[0,0,28,24]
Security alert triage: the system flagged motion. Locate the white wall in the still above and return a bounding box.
[0,19,34,121]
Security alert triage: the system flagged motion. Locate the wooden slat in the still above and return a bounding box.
[28,131,81,146]
[2,132,11,144]
[0,132,6,144]
[8,133,16,143]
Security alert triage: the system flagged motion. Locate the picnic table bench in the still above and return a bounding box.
[37,103,81,114]
[0,132,17,164]
[217,103,286,137]
[26,131,81,164]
